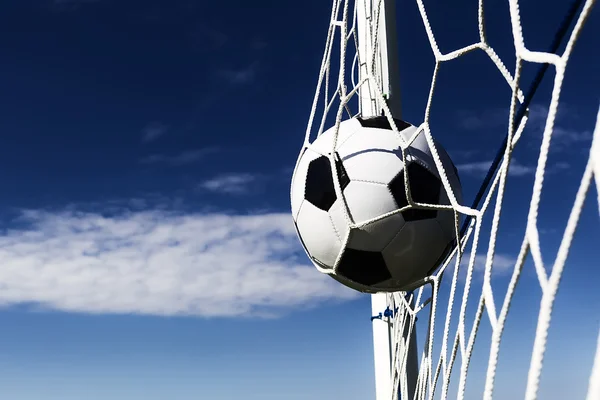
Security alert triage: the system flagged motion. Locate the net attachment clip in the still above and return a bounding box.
[370,306,398,321]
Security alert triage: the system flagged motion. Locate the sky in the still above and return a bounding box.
[0,0,598,399]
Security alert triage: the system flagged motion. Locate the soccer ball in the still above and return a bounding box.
[290,116,462,293]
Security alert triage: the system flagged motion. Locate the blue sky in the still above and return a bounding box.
[0,0,597,399]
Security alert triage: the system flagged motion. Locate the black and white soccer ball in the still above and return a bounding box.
[290,116,462,293]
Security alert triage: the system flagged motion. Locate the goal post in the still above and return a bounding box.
[355,1,419,399]
[371,293,394,400]
[356,0,402,119]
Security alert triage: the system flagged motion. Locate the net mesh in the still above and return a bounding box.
[303,0,599,399]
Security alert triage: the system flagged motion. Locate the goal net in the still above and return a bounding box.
[303,0,599,399]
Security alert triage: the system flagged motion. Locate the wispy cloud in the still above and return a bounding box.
[546,126,592,145]
[448,149,480,161]
[456,159,535,177]
[459,252,516,274]
[458,108,508,131]
[141,122,168,143]
[218,62,260,85]
[539,228,559,235]
[527,105,593,146]
[191,25,229,49]
[53,0,100,9]
[140,147,219,166]
[199,173,262,195]
[458,104,592,151]
[457,158,570,178]
[0,208,357,318]
[548,161,571,173]
[437,251,518,290]
[250,38,268,50]
[54,0,99,3]
[443,252,516,282]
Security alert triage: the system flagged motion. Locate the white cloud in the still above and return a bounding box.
[456,159,535,177]
[458,108,508,131]
[0,209,357,318]
[140,147,219,166]
[141,122,168,143]
[199,173,262,195]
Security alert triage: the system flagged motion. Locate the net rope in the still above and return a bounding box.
[303,0,599,399]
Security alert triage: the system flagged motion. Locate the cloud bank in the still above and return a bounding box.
[0,209,358,318]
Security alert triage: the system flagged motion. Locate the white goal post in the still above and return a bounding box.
[356,0,419,398]
[304,0,599,399]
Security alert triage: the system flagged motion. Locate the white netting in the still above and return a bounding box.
[303,0,599,399]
